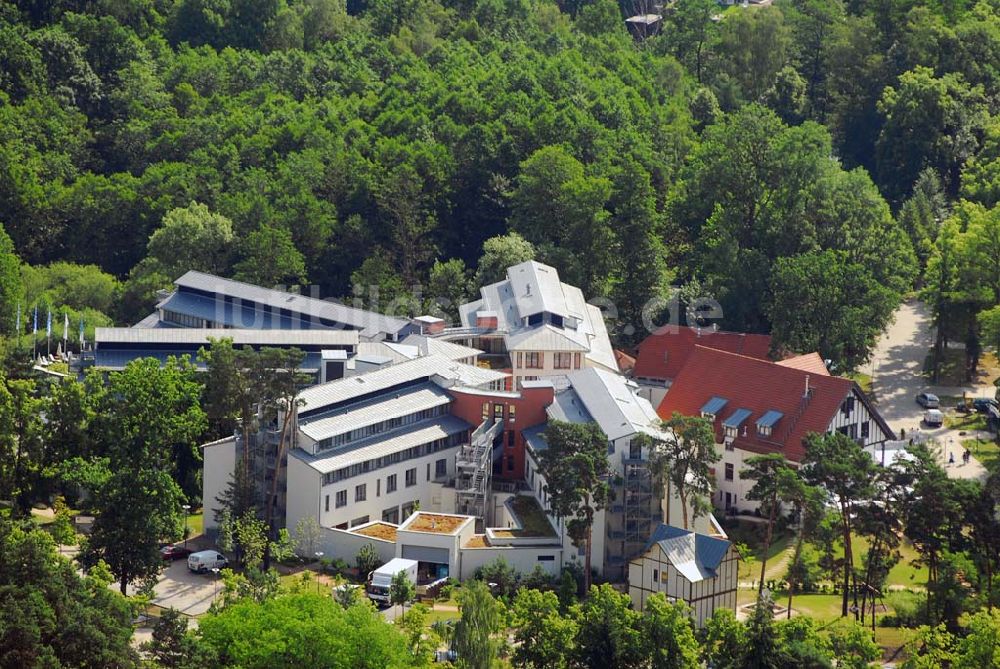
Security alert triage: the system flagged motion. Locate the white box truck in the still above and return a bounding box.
[366,558,418,606]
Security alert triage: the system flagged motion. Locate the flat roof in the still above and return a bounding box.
[399,512,472,535]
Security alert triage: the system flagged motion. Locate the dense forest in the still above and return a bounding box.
[2,0,1000,368]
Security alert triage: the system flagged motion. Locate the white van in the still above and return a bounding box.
[187,550,228,573]
[924,409,944,428]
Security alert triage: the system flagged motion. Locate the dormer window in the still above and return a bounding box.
[701,396,728,421]
[756,410,783,439]
[722,409,752,440]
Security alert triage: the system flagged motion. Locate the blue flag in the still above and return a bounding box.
[46,309,51,338]
[32,306,37,335]
[15,303,20,335]
[79,317,84,344]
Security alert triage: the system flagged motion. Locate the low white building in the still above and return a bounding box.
[628,524,739,628]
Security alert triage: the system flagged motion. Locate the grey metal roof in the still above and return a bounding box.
[645,524,732,583]
[400,334,481,361]
[293,415,470,474]
[299,383,452,442]
[547,388,594,425]
[93,350,322,373]
[756,410,784,428]
[297,355,507,413]
[722,408,753,428]
[96,327,359,347]
[505,324,588,352]
[564,368,665,441]
[522,424,549,454]
[508,261,573,320]
[701,396,729,415]
[170,271,413,339]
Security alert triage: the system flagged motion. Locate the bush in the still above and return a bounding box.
[475,557,520,599]
[50,496,78,546]
[885,590,929,628]
[520,565,554,591]
[356,544,381,577]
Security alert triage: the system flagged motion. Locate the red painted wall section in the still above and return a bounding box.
[448,384,554,481]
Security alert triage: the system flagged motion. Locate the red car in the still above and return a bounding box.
[160,544,193,561]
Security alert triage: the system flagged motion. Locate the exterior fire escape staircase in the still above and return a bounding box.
[455,419,503,524]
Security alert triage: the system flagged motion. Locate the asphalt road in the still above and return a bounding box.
[149,559,223,616]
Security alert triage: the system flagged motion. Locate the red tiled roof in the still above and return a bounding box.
[634,326,772,381]
[776,353,830,376]
[657,346,854,462]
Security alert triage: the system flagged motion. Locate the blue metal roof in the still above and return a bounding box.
[722,408,752,428]
[756,410,784,428]
[700,396,728,415]
[642,523,732,578]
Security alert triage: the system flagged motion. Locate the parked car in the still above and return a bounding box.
[916,392,940,408]
[187,550,228,573]
[160,544,192,561]
[973,398,998,413]
[924,409,944,428]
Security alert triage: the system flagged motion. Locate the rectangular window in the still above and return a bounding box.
[335,522,348,530]
[516,352,523,368]
[376,479,380,497]
[355,484,367,502]
[861,422,870,439]
[406,468,417,487]
[382,507,399,524]
[574,352,582,369]
[481,402,489,420]
[435,458,447,478]
[387,474,397,494]
[554,352,572,369]
[336,490,347,508]
[653,569,659,582]
[493,404,504,421]
[350,515,369,528]
[426,463,431,481]
[537,555,555,562]
[525,352,543,369]
[841,396,855,415]
[758,425,771,438]
[401,501,415,518]
[508,405,516,423]
[325,495,330,512]
[724,463,734,481]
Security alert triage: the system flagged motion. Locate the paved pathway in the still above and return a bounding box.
[871,301,990,481]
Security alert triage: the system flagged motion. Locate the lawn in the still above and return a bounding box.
[185,510,203,538]
[721,519,794,582]
[944,411,988,431]
[964,437,999,471]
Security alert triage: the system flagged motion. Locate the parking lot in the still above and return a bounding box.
[150,558,223,616]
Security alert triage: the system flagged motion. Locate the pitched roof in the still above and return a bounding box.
[633,326,772,382]
[776,352,830,376]
[658,346,865,462]
[168,271,412,340]
[506,324,588,352]
[644,524,732,583]
[615,349,637,374]
[297,355,507,416]
[566,368,665,441]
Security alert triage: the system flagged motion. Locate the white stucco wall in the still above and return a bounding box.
[201,437,236,535]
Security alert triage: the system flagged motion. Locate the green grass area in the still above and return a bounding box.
[185,510,203,537]
[721,519,794,582]
[498,496,557,538]
[964,437,999,472]
[421,607,460,626]
[944,411,987,431]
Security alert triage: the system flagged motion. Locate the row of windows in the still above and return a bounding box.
[317,405,449,452]
[162,309,204,328]
[514,351,583,370]
[325,460,448,511]
[321,432,466,485]
[480,402,517,423]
